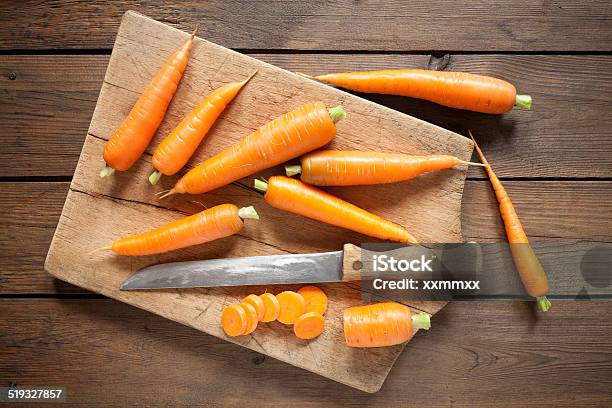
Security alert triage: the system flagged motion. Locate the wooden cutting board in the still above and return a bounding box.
[45,11,472,393]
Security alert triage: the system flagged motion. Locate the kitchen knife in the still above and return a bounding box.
[120,244,364,290]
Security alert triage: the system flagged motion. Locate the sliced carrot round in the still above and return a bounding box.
[298,285,328,315]
[243,294,265,321]
[260,293,281,323]
[276,291,306,325]
[221,304,247,337]
[293,312,325,340]
[237,302,258,335]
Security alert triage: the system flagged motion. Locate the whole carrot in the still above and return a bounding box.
[312,70,531,114]
[286,150,485,186]
[100,29,197,177]
[159,102,346,197]
[96,204,258,256]
[344,302,431,348]
[469,131,551,312]
[254,176,417,244]
[149,71,257,185]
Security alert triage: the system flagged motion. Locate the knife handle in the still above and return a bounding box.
[341,243,363,282]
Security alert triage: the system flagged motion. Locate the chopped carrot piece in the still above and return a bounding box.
[260,293,280,322]
[237,302,258,335]
[297,285,328,315]
[221,304,247,337]
[293,312,325,340]
[276,291,306,325]
[243,294,265,321]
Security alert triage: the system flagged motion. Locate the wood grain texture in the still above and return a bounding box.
[1,299,611,406]
[3,53,611,178]
[43,11,477,392]
[2,1,611,51]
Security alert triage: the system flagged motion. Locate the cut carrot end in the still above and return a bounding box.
[537,296,552,312]
[328,105,346,124]
[285,164,302,177]
[411,313,431,331]
[158,189,177,199]
[99,165,115,178]
[253,179,268,193]
[238,206,259,220]
[149,170,162,185]
[515,94,532,110]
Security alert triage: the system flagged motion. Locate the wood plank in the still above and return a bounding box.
[2,1,611,51]
[4,180,611,294]
[44,12,473,393]
[1,298,611,405]
[2,53,611,178]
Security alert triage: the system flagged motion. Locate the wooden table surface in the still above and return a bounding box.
[1,1,611,406]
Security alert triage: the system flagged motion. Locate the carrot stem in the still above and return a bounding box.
[237,206,259,220]
[411,313,431,330]
[285,164,302,177]
[537,296,552,312]
[149,170,162,185]
[253,179,268,193]
[328,105,346,123]
[99,165,115,178]
[515,94,532,110]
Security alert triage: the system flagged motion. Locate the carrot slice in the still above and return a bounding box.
[276,291,306,325]
[221,304,247,337]
[260,293,281,323]
[243,294,265,321]
[297,286,328,315]
[237,302,258,335]
[293,312,325,340]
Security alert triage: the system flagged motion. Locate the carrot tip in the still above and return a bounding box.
[190,26,198,40]
[295,72,315,80]
[253,179,268,193]
[99,165,115,178]
[459,160,487,168]
[149,170,162,185]
[238,206,259,220]
[412,313,431,330]
[285,164,302,177]
[328,105,346,124]
[158,189,177,199]
[515,94,532,110]
[88,245,112,256]
[537,296,552,312]
[241,70,258,85]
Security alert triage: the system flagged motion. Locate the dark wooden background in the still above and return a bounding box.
[1,1,611,406]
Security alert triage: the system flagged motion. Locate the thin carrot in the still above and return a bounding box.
[260,293,281,322]
[149,71,257,185]
[99,204,258,256]
[221,303,247,337]
[343,302,431,348]
[286,150,485,186]
[469,131,551,312]
[293,312,325,340]
[237,302,258,335]
[101,29,197,177]
[254,176,418,244]
[159,102,346,197]
[276,291,306,325]
[297,286,328,315]
[243,294,265,321]
[312,70,531,114]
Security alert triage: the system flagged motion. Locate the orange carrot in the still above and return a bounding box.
[297,286,328,315]
[286,150,484,186]
[260,293,281,323]
[149,71,257,185]
[101,30,197,177]
[160,102,346,197]
[243,294,265,321]
[276,291,306,325]
[255,176,418,244]
[293,312,325,340]
[98,204,258,256]
[238,302,258,335]
[343,302,431,348]
[221,303,247,337]
[469,131,551,312]
[311,70,531,114]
